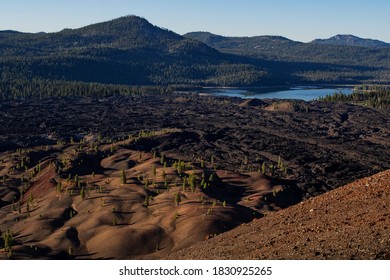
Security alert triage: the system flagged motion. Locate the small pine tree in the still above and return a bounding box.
[68,246,73,256]
[120,169,127,184]
[182,178,186,192]
[189,173,196,192]
[12,197,16,212]
[28,193,34,205]
[177,161,182,174]
[160,154,165,165]
[144,178,149,189]
[80,187,85,200]
[144,196,149,207]
[277,155,282,169]
[152,166,157,177]
[261,162,266,174]
[174,192,181,206]
[2,229,14,257]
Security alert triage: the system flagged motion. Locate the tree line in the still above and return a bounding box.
[318,87,390,109]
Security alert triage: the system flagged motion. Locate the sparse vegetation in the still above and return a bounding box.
[120,168,127,184]
[1,229,14,257]
[80,187,86,200]
[68,246,73,256]
[174,192,181,206]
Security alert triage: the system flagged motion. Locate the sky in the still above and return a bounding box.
[1,0,389,42]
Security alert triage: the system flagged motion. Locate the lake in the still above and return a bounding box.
[206,86,353,101]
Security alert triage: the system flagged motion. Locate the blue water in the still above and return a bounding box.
[207,87,353,101]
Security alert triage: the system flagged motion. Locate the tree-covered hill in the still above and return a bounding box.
[0,16,278,87]
[311,34,390,48]
[185,32,390,84]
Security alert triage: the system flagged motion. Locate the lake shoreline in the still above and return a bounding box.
[202,85,354,101]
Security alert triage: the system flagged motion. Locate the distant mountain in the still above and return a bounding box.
[311,34,390,48]
[185,31,390,84]
[185,32,299,55]
[0,30,24,34]
[1,16,218,55]
[0,16,275,86]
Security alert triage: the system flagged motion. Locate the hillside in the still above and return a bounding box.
[0,16,272,87]
[167,169,390,260]
[311,34,390,48]
[185,32,390,83]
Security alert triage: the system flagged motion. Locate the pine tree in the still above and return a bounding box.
[80,187,85,200]
[277,155,282,169]
[2,229,14,257]
[121,169,127,184]
[261,162,266,174]
[174,192,181,206]
[68,246,73,256]
[12,197,16,212]
[160,154,165,165]
[144,196,149,207]
[152,166,157,177]
[28,193,34,205]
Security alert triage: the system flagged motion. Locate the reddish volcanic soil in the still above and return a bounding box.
[167,170,390,260]
[0,139,289,259]
[0,94,389,259]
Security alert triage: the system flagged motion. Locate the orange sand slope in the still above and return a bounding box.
[167,169,390,260]
[0,139,292,259]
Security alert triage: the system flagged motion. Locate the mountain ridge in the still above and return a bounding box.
[184,30,390,84]
[311,34,390,48]
[1,16,261,86]
[184,31,390,47]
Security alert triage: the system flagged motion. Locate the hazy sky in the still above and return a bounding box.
[1,0,389,42]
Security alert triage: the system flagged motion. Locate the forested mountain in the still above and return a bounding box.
[185,32,390,84]
[1,15,390,98]
[311,34,390,48]
[0,16,275,88]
